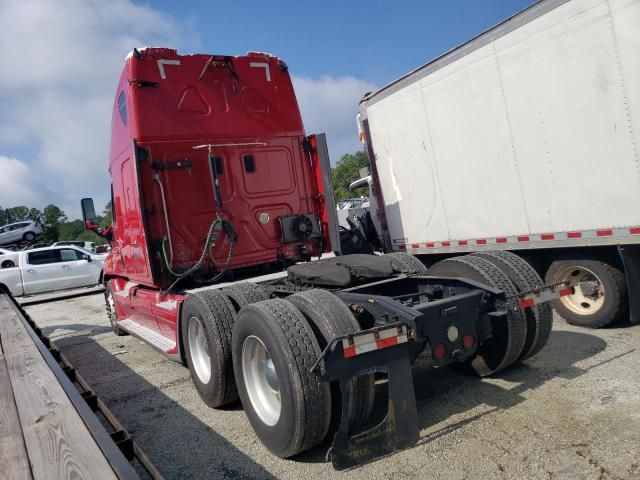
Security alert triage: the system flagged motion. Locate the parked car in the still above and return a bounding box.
[95,244,110,254]
[52,240,96,252]
[0,220,42,245]
[0,246,104,296]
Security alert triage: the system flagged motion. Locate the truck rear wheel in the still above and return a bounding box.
[182,290,238,408]
[232,299,331,458]
[222,282,269,311]
[288,289,375,429]
[545,259,626,328]
[472,251,552,360]
[429,255,526,375]
[386,252,429,274]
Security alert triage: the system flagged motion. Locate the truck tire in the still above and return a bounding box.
[429,255,526,375]
[222,282,269,311]
[288,289,375,429]
[182,290,238,408]
[545,259,626,328]
[105,283,127,336]
[472,251,552,360]
[386,252,429,274]
[232,299,331,458]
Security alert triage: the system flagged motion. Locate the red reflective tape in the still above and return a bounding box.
[567,231,582,239]
[376,336,399,350]
[343,345,357,358]
[496,237,507,243]
[630,227,640,235]
[519,298,535,309]
[476,239,487,245]
[411,243,420,249]
[559,287,573,297]
[541,234,554,240]
[426,242,435,248]
[458,240,468,246]
[597,229,613,237]
[517,235,529,242]
[442,241,451,247]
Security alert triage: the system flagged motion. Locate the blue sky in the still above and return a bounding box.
[0,0,533,218]
[155,0,533,85]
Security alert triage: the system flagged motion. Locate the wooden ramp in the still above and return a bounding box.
[0,293,139,480]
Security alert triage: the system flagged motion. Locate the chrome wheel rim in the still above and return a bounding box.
[558,266,605,315]
[188,316,211,384]
[242,335,281,426]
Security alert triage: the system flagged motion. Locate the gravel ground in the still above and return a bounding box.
[21,289,640,480]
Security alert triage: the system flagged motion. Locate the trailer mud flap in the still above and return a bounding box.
[324,333,419,470]
[618,245,640,324]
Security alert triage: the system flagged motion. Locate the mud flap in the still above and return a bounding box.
[324,338,419,470]
[618,244,640,324]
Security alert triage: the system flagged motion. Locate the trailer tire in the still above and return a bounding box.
[472,251,552,360]
[105,283,127,336]
[182,290,238,408]
[222,282,270,311]
[233,299,330,458]
[429,255,526,375]
[545,259,626,328]
[386,252,429,274]
[288,289,375,429]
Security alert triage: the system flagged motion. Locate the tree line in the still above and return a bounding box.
[0,203,112,245]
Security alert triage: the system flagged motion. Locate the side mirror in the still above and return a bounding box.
[84,255,92,262]
[81,198,97,226]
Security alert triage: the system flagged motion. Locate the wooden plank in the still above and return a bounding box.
[0,349,33,480]
[0,296,118,480]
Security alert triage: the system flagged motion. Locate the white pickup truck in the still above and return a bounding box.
[0,246,104,296]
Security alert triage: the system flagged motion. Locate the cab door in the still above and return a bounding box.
[59,248,99,287]
[23,249,69,294]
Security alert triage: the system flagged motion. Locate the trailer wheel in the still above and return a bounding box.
[545,259,626,328]
[182,290,238,408]
[288,289,375,429]
[232,299,331,458]
[472,251,552,360]
[105,283,127,336]
[386,252,429,274]
[429,255,526,375]
[222,282,269,311]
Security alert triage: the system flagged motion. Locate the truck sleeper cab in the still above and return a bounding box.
[83,47,569,469]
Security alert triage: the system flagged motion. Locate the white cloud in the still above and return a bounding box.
[0,155,51,207]
[0,0,190,217]
[293,75,377,164]
[0,0,376,220]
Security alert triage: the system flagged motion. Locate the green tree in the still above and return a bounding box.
[0,207,7,225]
[99,201,112,228]
[40,204,67,242]
[27,208,43,223]
[5,206,29,223]
[331,151,369,201]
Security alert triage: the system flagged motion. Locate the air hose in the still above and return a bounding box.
[161,217,237,293]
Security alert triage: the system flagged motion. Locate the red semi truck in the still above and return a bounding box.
[81,47,570,469]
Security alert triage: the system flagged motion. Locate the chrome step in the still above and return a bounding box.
[118,318,176,352]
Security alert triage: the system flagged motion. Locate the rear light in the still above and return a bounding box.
[433,343,447,361]
[463,335,475,350]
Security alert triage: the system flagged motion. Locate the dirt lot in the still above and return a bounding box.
[21,288,640,479]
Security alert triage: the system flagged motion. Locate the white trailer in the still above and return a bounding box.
[358,0,640,328]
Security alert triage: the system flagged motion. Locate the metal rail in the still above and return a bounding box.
[2,290,164,480]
